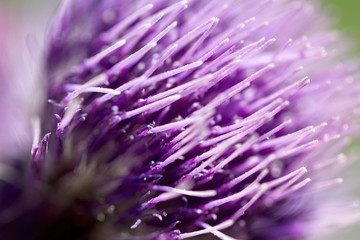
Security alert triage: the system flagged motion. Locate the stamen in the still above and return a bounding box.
[180,17,219,63]
[141,115,205,135]
[211,116,263,135]
[272,178,312,201]
[225,140,316,188]
[199,38,230,63]
[157,131,200,169]
[198,64,275,115]
[198,221,237,240]
[173,17,224,55]
[119,94,181,121]
[256,120,292,143]
[210,134,259,172]
[183,127,252,173]
[308,178,343,192]
[143,43,179,78]
[203,183,259,210]
[132,59,204,94]
[179,220,234,239]
[231,185,268,220]
[312,154,347,171]
[255,124,315,151]
[251,76,310,110]
[152,185,216,198]
[101,3,154,42]
[83,39,127,68]
[162,122,205,159]
[31,117,41,155]
[130,219,142,229]
[57,98,81,134]
[200,122,262,148]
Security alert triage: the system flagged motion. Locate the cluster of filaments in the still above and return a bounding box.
[32,0,360,239]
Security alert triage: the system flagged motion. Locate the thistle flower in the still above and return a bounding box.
[1,0,360,240]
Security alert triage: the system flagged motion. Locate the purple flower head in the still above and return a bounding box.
[1,0,360,240]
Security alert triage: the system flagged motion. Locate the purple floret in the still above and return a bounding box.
[1,0,360,240]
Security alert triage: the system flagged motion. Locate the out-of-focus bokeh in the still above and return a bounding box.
[321,2,360,240]
[322,0,360,54]
[2,0,360,52]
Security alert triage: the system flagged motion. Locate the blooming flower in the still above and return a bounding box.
[1,0,360,239]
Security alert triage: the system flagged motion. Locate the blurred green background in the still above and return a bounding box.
[322,0,360,54]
